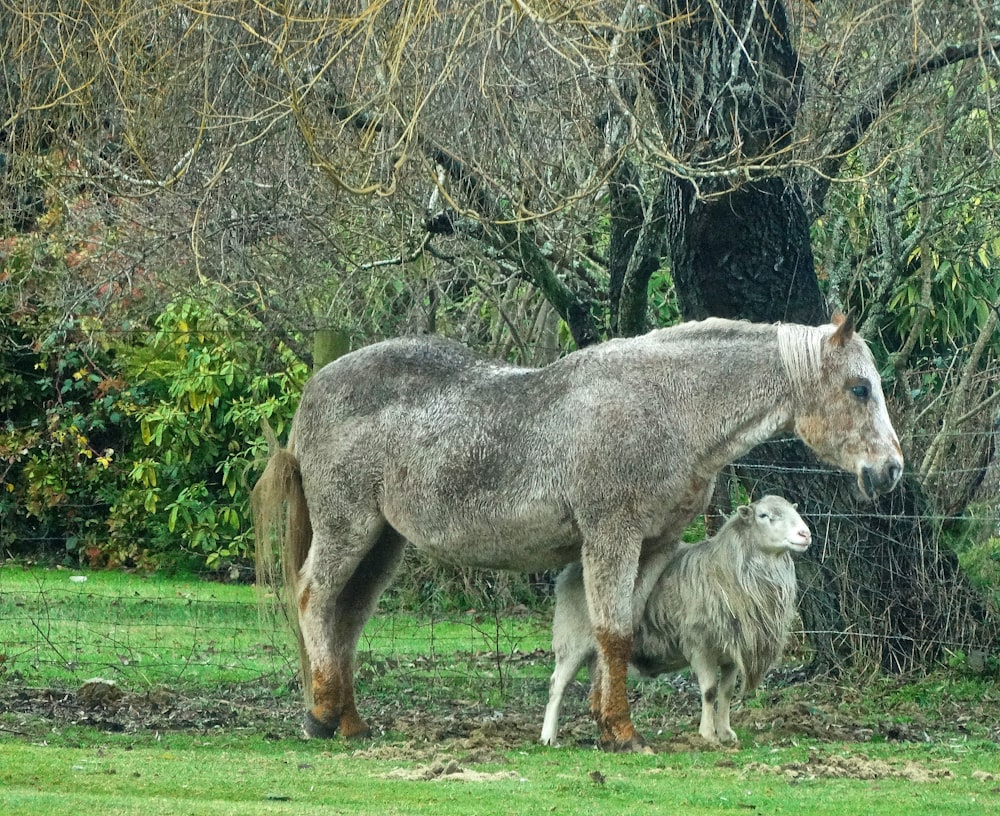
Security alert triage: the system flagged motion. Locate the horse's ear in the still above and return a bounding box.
[829,311,856,347]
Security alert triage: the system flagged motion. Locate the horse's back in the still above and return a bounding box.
[290,336,584,567]
[296,335,504,416]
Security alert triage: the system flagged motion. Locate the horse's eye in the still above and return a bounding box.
[849,380,871,401]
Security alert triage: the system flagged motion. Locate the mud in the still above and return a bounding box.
[1,670,997,788]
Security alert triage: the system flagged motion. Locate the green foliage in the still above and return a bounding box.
[1,253,131,562]
[959,534,1000,596]
[647,266,681,328]
[941,505,1000,609]
[883,198,1000,380]
[818,99,1000,378]
[111,300,308,570]
[1,289,307,571]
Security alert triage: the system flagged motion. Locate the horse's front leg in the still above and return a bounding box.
[580,530,646,753]
[593,628,643,751]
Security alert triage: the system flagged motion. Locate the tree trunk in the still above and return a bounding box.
[671,179,825,326]
[629,0,996,673]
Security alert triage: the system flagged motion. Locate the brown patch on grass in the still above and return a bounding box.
[744,751,955,782]
[384,758,521,782]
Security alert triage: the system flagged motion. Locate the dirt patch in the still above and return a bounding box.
[385,758,522,782]
[1,671,997,761]
[744,751,955,782]
[0,682,302,739]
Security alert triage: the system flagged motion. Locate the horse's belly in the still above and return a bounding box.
[387,509,581,572]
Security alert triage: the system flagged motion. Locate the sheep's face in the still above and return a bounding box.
[737,496,811,555]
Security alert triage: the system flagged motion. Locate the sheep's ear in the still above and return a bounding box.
[737,504,753,520]
[829,311,856,347]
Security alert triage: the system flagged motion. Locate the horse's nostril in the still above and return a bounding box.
[887,461,902,487]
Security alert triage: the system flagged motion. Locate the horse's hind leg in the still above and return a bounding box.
[298,521,406,740]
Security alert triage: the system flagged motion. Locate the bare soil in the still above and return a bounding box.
[2,668,997,760]
[4,673,1000,787]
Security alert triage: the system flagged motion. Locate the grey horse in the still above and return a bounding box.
[254,315,902,752]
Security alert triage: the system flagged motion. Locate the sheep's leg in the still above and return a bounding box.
[587,654,603,722]
[688,651,721,743]
[715,661,740,745]
[541,645,590,745]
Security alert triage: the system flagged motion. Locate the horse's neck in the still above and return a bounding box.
[688,347,793,474]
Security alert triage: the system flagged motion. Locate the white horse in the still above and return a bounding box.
[254,315,902,751]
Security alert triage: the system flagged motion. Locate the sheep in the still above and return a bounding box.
[540,494,810,746]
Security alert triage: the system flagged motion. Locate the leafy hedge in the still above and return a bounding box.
[1,289,306,572]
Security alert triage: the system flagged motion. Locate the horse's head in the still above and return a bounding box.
[785,315,904,500]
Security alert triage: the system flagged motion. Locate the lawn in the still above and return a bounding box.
[0,564,551,694]
[2,729,996,816]
[1,564,998,815]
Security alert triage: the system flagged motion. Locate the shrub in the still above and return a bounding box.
[1,293,307,571]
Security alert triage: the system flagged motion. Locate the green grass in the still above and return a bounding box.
[0,565,551,694]
[1,566,292,688]
[1,734,996,815]
[2,564,999,815]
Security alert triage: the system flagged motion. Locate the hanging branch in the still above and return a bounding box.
[809,35,1000,214]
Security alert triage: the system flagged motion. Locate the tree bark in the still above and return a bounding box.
[631,0,995,673]
[670,178,825,325]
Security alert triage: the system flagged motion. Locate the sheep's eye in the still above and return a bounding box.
[757,512,769,520]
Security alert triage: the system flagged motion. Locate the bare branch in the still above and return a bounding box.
[810,34,1000,212]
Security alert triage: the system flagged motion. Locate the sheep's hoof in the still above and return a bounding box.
[302,709,340,739]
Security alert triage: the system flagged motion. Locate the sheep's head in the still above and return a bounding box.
[736,495,811,554]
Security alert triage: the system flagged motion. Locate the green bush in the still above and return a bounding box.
[112,300,307,571]
[1,292,307,572]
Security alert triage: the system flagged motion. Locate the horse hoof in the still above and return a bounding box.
[341,720,372,740]
[302,709,339,739]
[599,733,652,754]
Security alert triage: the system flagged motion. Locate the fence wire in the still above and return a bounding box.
[1,446,998,708]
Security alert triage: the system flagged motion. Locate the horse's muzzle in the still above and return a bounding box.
[861,459,903,498]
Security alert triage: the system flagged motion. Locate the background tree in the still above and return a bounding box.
[2,1,997,668]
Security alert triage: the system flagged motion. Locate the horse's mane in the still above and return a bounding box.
[653,317,768,343]
[776,322,828,401]
[647,319,828,401]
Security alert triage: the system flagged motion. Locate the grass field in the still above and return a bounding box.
[3,735,997,816]
[0,564,551,696]
[2,565,998,815]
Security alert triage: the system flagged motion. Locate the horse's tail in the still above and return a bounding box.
[252,417,314,704]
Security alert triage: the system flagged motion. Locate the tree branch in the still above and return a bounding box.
[810,35,1000,213]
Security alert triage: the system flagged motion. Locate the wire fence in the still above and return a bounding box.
[1,441,998,713]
